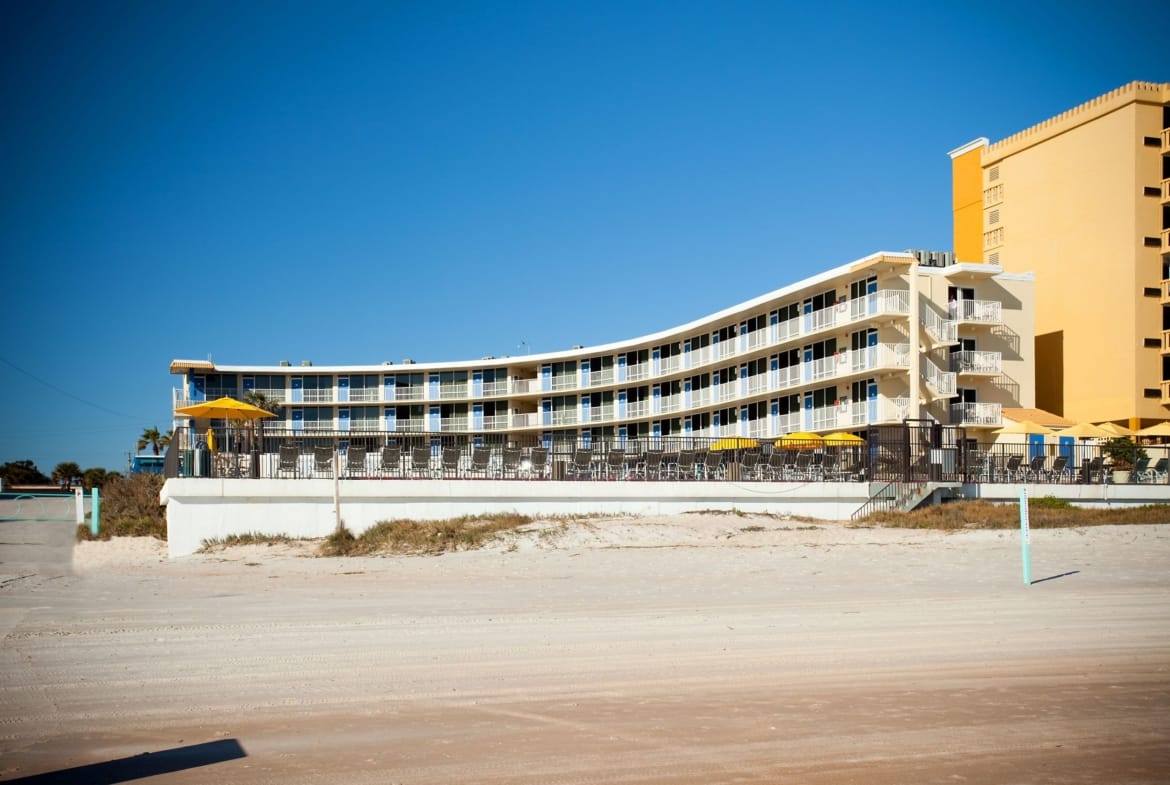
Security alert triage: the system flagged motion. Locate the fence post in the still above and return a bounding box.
[75,488,85,525]
[90,487,100,536]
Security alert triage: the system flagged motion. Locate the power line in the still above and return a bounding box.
[0,355,140,419]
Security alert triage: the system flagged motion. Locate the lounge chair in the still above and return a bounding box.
[526,447,549,479]
[313,446,334,478]
[500,447,522,478]
[1047,455,1070,483]
[1024,455,1047,482]
[345,445,368,478]
[411,445,433,478]
[379,445,402,477]
[277,444,300,478]
[701,449,724,480]
[675,450,697,480]
[440,447,462,477]
[997,454,1023,482]
[468,447,493,478]
[603,449,628,480]
[739,451,761,480]
[638,450,665,480]
[567,448,594,480]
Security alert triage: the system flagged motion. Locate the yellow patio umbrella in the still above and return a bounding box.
[779,432,823,449]
[174,396,278,420]
[823,432,864,445]
[710,437,760,451]
[1056,422,1111,439]
[993,420,1054,436]
[1095,421,1134,437]
[1137,421,1170,438]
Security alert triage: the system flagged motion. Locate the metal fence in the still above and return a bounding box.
[163,424,1170,486]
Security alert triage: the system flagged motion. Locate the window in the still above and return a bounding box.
[1144,237,1162,247]
[988,165,1000,182]
[1143,136,1161,147]
[1144,338,1162,348]
[1144,288,1161,297]
[987,251,1000,265]
[1145,186,1162,197]
[988,208,1000,225]
[1143,388,1161,398]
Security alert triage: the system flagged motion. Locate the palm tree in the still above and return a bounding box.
[52,462,82,490]
[242,391,281,451]
[137,426,169,455]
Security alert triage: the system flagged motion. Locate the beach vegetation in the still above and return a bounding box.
[319,513,536,556]
[200,532,295,551]
[76,472,167,541]
[858,499,1170,530]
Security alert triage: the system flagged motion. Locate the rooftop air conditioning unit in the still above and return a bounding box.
[279,360,291,367]
[402,359,415,364]
[382,361,394,366]
[572,345,584,350]
[301,360,312,366]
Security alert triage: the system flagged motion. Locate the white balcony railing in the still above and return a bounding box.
[302,390,334,403]
[349,388,380,402]
[922,357,957,396]
[950,401,1002,427]
[921,304,958,344]
[950,350,1002,374]
[395,386,425,401]
[439,417,469,432]
[439,383,469,399]
[482,380,509,397]
[951,299,1002,324]
[510,378,539,395]
[627,362,651,382]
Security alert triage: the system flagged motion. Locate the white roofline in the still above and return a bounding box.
[947,137,988,159]
[173,250,919,374]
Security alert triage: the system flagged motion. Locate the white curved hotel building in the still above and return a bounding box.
[171,251,1034,446]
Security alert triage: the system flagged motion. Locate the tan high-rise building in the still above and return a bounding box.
[950,81,1170,430]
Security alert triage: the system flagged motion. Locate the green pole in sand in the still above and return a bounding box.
[91,487,100,537]
[1019,486,1031,585]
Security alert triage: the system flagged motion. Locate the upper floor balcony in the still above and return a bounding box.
[949,350,1002,375]
[951,401,1003,428]
[1162,127,1170,154]
[1161,177,1170,205]
[949,299,1001,325]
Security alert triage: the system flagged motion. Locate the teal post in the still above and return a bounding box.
[91,487,100,536]
[1019,487,1030,585]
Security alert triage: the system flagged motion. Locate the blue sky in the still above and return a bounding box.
[1,0,1167,474]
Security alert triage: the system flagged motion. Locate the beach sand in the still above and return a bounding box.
[2,514,1169,783]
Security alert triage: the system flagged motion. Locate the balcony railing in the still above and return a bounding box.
[951,401,1003,427]
[627,362,651,382]
[1162,177,1170,204]
[302,390,334,403]
[922,357,957,397]
[950,299,1002,324]
[921,305,957,344]
[949,350,1002,375]
[482,380,508,397]
[1163,227,1170,253]
[395,387,425,401]
[1162,279,1170,305]
[349,388,380,402]
[1162,381,1170,405]
[510,378,539,395]
[439,383,469,399]
[549,375,577,392]
[1163,128,1170,154]
[1163,330,1170,353]
[588,370,614,387]
[440,417,469,432]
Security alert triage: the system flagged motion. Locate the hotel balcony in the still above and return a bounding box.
[1162,127,1170,154]
[951,401,1003,428]
[1162,279,1170,305]
[1162,177,1170,205]
[949,350,1003,375]
[1162,228,1170,253]
[1163,330,1170,353]
[1161,381,1170,405]
[949,299,1002,325]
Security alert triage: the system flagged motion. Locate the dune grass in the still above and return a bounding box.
[321,513,536,556]
[857,498,1170,530]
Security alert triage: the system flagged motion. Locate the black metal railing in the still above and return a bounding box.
[162,425,1170,486]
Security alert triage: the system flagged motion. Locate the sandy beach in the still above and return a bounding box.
[2,514,1169,784]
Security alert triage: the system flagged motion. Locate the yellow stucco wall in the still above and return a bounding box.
[950,144,984,264]
[983,89,1166,423]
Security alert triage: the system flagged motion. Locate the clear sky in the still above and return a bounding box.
[1,0,1167,474]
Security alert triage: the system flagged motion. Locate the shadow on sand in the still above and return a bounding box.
[1031,570,1080,585]
[5,738,246,784]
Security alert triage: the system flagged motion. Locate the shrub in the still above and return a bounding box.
[319,513,534,556]
[77,472,166,541]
